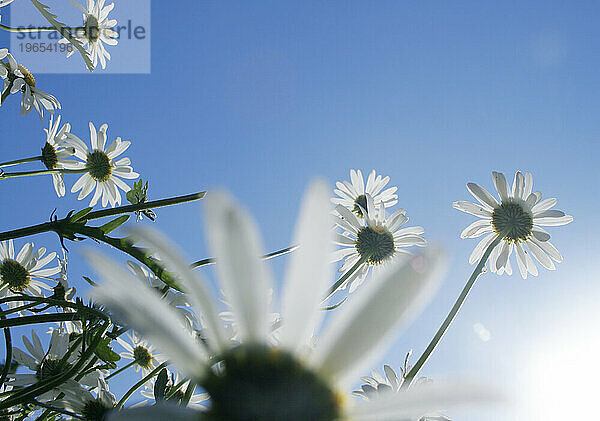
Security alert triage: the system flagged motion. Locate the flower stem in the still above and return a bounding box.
[401,235,504,388]
[0,156,42,168]
[323,255,369,302]
[116,362,168,409]
[0,23,83,33]
[0,168,88,180]
[0,311,13,389]
[190,244,298,269]
[0,80,13,106]
[105,360,137,380]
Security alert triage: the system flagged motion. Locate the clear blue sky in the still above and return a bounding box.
[1,1,598,419]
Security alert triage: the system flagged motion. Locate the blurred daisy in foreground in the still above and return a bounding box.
[453,171,573,278]
[88,181,496,420]
[59,0,119,70]
[332,194,426,294]
[41,115,82,197]
[0,240,59,311]
[333,169,398,218]
[66,122,138,208]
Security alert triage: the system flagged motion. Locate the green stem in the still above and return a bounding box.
[0,24,84,33]
[0,295,107,320]
[1,80,13,105]
[116,362,168,409]
[0,312,12,389]
[323,255,369,301]
[0,313,83,329]
[105,360,136,380]
[31,399,83,419]
[83,191,206,222]
[0,156,42,168]
[190,244,298,269]
[401,234,504,388]
[0,168,88,180]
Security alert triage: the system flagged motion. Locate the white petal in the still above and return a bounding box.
[468,233,498,265]
[126,227,230,354]
[309,248,445,385]
[529,238,563,263]
[467,183,498,209]
[531,198,557,214]
[511,171,525,200]
[204,191,272,344]
[526,241,555,270]
[86,251,207,379]
[452,201,493,218]
[460,220,493,239]
[280,181,333,354]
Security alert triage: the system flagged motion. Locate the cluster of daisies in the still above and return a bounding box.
[0,0,119,118]
[0,169,573,420]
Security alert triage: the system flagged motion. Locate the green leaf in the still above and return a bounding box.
[82,276,97,286]
[99,215,130,234]
[69,207,93,222]
[28,0,95,72]
[154,368,168,402]
[94,337,121,363]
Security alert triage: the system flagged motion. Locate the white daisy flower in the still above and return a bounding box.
[40,115,83,197]
[54,375,116,420]
[0,240,59,312]
[331,193,427,294]
[333,169,398,218]
[453,171,573,279]
[115,331,167,378]
[140,368,209,410]
[59,0,118,70]
[9,329,101,400]
[87,181,496,421]
[66,122,139,208]
[0,53,60,118]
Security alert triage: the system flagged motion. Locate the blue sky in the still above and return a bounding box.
[1,1,599,419]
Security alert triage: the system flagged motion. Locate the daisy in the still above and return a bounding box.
[88,181,495,420]
[453,171,573,279]
[66,122,139,208]
[9,328,101,400]
[54,376,116,420]
[41,115,83,197]
[0,239,59,312]
[59,0,118,70]
[331,194,427,294]
[140,368,210,410]
[115,331,167,378]
[333,169,398,218]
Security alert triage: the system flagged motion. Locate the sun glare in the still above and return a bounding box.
[524,326,600,419]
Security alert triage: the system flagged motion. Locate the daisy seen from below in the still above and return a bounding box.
[0,239,59,311]
[331,193,427,295]
[115,331,167,378]
[333,169,398,218]
[59,0,119,70]
[53,376,116,421]
[9,328,102,400]
[41,115,83,197]
[0,52,60,118]
[66,122,139,208]
[453,171,573,278]
[88,181,496,421]
[139,368,209,410]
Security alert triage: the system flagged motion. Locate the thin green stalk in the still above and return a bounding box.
[0,24,84,33]
[0,301,40,316]
[191,244,298,269]
[116,362,168,409]
[0,156,42,168]
[0,313,82,329]
[1,80,13,105]
[31,399,84,419]
[0,311,12,388]
[323,255,369,302]
[0,168,88,180]
[105,361,136,380]
[402,234,504,388]
[0,295,107,320]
